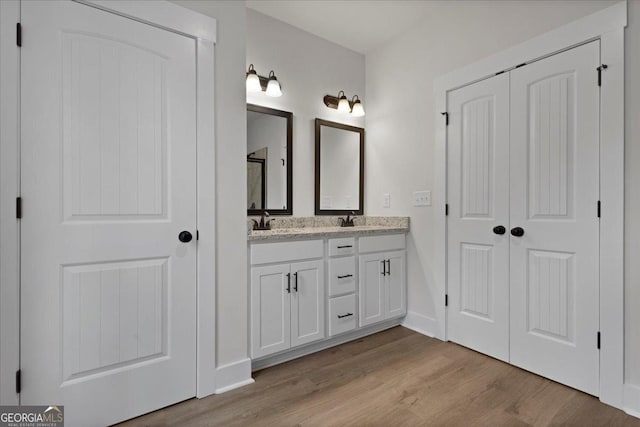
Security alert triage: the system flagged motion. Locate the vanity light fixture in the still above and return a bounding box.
[246,64,282,97]
[323,91,365,117]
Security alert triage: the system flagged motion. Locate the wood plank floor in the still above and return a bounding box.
[118,327,640,426]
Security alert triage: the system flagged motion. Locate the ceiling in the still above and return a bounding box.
[245,1,435,54]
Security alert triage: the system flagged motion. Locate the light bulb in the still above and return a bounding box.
[265,72,282,97]
[351,97,365,117]
[337,91,350,113]
[246,64,262,92]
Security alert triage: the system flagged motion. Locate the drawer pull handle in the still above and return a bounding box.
[337,313,353,319]
[286,273,291,293]
[337,274,353,279]
[337,245,353,249]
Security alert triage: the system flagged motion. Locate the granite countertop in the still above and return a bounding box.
[247,216,409,241]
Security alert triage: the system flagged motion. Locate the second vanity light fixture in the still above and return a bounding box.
[323,90,365,117]
[246,64,282,97]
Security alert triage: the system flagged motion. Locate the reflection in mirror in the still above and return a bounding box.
[247,104,292,215]
[247,154,265,210]
[315,119,364,215]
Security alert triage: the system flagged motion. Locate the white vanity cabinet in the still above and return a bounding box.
[250,240,325,359]
[359,235,406,327]
[249,232,407,363]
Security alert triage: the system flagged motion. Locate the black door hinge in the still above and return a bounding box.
[597,64,608,86]
[597,200,601,218]
[441,112,449,126]
[16,197,22,219]
[16,23,21,47]
[597,331,601,349]
[445,204,449,216]
[15,370,21,394]
[445,294,449,307]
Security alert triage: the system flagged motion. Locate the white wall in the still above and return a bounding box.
[171,1,248,374]
[246,9,365,216]
[364,0,621,353]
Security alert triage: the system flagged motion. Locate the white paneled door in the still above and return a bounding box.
[447,73,511,362]
[447,41,600,394]
[509,41,600,395]
[20,2,197,426]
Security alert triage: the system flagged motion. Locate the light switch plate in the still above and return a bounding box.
[413,191,431,207]
[383,193,391,208]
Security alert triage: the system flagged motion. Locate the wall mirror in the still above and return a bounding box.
[247,104,293,215]
[315,119,364,215]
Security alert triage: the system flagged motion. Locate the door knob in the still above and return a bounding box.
[510,227,525,237]
[493,225,506,235]
[178,231,193,243]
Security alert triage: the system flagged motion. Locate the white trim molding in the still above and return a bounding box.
[214,359,255,394]
[0,0,219,404]
[625,384,640,418]
[402,312,436,337]
[433,0,626,411]
[252,320,403,372]
[0,0,20,407]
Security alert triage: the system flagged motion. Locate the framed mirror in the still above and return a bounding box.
[315,119,364,215]
[247,104,293,215]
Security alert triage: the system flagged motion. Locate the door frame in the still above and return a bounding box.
[433,1,626,411]
[0,0,218,404]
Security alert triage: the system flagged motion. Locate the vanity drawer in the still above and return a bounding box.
[250,239,323,265]
[328,294,356,337]
[328,256,356,296]
[328,237,355,256]
[359,234,405,254]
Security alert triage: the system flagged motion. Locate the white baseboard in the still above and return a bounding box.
[624,384,640,418]
[252,319,403,372]
[402,311,437,338]
[214,358,254,394]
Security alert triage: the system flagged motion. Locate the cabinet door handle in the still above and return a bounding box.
[286,273,291,293]
[381,260,386,276]
[337,274,353,279]
[337,245,353,249]
[293,272,298,292]
[386,259,391,276]
[337,313,353,319]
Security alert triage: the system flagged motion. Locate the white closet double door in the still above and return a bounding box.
[447,41,600,395]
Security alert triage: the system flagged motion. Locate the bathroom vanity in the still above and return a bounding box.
[248,217,409,370]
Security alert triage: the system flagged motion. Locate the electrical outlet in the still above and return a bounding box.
[413,191,431,207]
[383,193,391,208]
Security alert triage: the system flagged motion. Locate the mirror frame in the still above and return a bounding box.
[314,118,365,216]
[247,104,293,216]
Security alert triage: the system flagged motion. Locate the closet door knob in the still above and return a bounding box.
[493,225,506,235]
[178,231,193,242]
[510,227,525,237]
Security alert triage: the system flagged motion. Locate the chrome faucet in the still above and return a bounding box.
[252,211,271,230]
[338,211,356,227]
